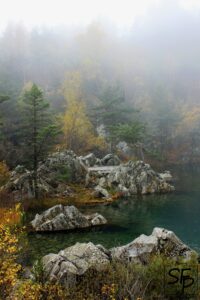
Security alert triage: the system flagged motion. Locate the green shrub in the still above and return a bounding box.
[7,250,200,299]
[66,255,199,300]
[54,165,72,182]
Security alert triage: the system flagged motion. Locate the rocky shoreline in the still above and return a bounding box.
[3,152,192,293]
[1,150,175,201]
[41,227,197,287]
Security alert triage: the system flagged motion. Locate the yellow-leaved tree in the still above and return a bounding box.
[61,71,106,154]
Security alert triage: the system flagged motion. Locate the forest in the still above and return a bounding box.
[1,1,200,299]
[0,3,200,168]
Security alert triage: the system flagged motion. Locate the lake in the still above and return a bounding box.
[27,167,200,263]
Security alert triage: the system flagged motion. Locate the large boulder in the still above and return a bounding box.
[31,205,107,231]
[111,227,196,263]
[42,242,111,286]
[87,160,174,196]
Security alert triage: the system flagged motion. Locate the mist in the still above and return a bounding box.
[0,0,200,165]
[1,2,200,296]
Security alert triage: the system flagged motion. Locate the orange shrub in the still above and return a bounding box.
[0,204,23,298]
[0,204,22,226]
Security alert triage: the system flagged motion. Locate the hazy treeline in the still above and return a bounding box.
[0,2,200,166]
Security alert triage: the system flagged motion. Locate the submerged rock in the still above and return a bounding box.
[31,205,107,231]
[42,227,196,286]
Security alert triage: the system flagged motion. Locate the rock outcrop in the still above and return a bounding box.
[2,151,86,200]
[87,160,174,196]
[42,227,196,286]
[1,150,174,200]
[111,227,194,263]
[31,205,107,231]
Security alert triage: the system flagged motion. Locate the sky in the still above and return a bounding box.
[0,0,200,31]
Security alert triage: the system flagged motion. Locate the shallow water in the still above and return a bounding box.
[26,167,200,263]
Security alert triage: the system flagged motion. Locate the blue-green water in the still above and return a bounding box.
[27,168,200,262]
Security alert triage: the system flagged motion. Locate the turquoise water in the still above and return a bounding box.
[27,167,200,262]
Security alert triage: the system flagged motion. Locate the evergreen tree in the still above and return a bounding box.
[112,121,146,160]
[93,83,138,150]
[94,84,132,128]
[0,95,9,104]
[20,84,58,199]
[0,95,9,134]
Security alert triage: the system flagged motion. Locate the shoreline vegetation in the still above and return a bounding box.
[0,149,194,299]
[0,203,199,299]
[0,148,178,299]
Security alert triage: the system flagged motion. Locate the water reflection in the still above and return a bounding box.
[27,168,200,263]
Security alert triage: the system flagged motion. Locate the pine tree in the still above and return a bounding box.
[0,95,9,135]
[112,122,146,160]
[93,83,137,150]
[0,95,9,104]
[20,83,58,199]
[94,84,131,128]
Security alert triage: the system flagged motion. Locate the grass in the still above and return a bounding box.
[64,255,199,299]
[22,183,114,211]
[24,254,199,300]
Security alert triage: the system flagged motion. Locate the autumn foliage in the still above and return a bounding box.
[0,161,10,187]
[61,71,106,154]
[0,204,23,298]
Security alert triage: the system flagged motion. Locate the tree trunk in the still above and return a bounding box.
[33,98,38,199]
[33,156,38,199]
[139,143,145,161]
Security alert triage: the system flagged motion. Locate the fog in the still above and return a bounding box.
[0,0,162,30]
[0,0,200,165]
